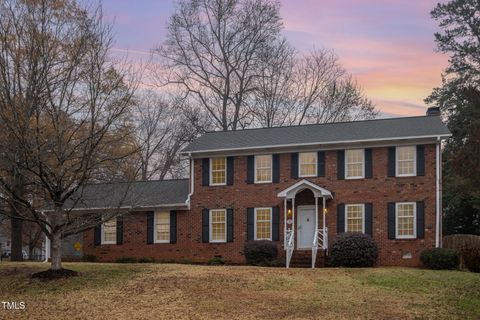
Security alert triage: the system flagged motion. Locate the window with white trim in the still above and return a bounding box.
[345,204,365,233]
[210,157,226,185]
[254,208,272,240]
[299,152,317,177]
[396,202,416,239]
[101,218,116,244]
[396,146,416,177]
[210,209,226,242]
[155,211,170,243]
[255,155,272,183]
[345,149,364,179]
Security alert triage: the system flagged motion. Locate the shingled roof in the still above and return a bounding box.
[182,115,450,154]
[64,179,189,211]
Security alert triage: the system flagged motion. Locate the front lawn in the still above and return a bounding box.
[0,262,479,319]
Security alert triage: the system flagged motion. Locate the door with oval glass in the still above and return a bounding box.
[297,205,315,249]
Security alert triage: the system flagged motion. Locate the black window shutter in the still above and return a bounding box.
[246,156,254,184]
[202,158,210,186]
[365,148,373,178]
[116,216,123,245]
[317,151,325,177]
[272,206,280,241]
[227,208,234,242]
[170,210,177,244]
[202,209,210,243]
[227,157,234,185]
[388,147,396,177]
[247,208,254,241]
[416,145,425,176]
[272,154,280,183]
[365,203,373,237]
[291,153,299,179]
[416,201,425,239]
[147,211,154,244]
[94,224,101,246]
[388,202,396,239]
[337,150,345,180]
[337,203,345,233]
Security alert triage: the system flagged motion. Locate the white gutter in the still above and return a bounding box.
[435,136,441,248]
[181,134,452,155]
[186,153,194,209]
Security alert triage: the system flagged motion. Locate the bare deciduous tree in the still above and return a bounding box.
[133,90,197,180]
[156,0,283,131]
[0,0,137,271]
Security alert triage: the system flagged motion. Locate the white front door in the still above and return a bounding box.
[297,206,315,249]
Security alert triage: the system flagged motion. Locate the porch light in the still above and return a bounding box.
[287,208,292,218]
[323,208,328,214]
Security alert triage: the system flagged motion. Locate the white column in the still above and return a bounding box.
[284,198,287,248]
[323,197,326,249]
[292,197,295,244]
[315,196,318,235]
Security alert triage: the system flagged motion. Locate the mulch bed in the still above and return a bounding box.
[31,268,79,279]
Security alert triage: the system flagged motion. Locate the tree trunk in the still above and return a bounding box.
[10,215,23,261]
[50,232,62,270]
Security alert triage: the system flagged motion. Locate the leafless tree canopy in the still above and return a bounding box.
[0,0,137,270]
[156,0,377,131]
[132,90,197,180]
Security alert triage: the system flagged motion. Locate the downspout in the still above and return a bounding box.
[186,153,194,210]
[435,137,441,248]
[42,212,50,263]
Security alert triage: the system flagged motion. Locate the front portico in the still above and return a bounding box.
[277,180,333,268]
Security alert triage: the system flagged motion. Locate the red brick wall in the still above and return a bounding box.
[84,144,437,267]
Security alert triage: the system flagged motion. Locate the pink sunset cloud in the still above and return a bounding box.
[101,0,449,117]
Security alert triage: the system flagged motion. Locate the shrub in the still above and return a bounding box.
[81,254,97,262]
[464,249,480,273]
[138,257,155,263]
[329,233,378,267]
[244,240,278,266]
[115,256,137,263]
[420,248,459,270]
[208,257,225,265]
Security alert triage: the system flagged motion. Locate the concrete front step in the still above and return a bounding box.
[289,249,326,268]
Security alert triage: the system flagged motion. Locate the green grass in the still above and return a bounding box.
[0,262,479,319]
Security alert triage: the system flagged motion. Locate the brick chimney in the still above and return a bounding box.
[426,107,440,116]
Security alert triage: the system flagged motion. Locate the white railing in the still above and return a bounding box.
[311,227,328,268]
[285,229,294,268]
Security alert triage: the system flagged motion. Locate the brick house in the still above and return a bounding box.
[82,110,450,267]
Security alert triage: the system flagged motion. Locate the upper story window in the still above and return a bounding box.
[155,211,170,243]
[396,146,416,177]
[255,155,272,183]
[210,157,226,185]
[345,149,364,179]
[299,152,317,177]
[209,209,227,243]
[345,204,365,233]
[101,218,116,244]
[396,202,416,239]
[254,208,272,240]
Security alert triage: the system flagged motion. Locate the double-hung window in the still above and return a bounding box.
[396,146,416,177]
[345,204,365,233]
[101,218,117,244]
[254,208,272,240]
[210,209,227,243]
[396,202,416,239]
[345,149,364,179]
[155,211,170,243]
[210,157,226,185]
[299,152,317,177]
[255,155,272,183]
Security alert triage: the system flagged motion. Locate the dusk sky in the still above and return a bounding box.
[101,0,449,117]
